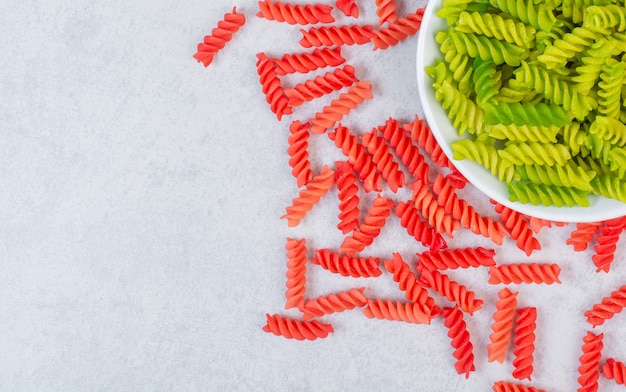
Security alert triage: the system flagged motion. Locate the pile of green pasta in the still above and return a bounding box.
[427,0,626,207]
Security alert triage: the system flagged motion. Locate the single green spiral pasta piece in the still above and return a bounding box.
[489,0,557,31]
[456,11,536,48]
[487,123,560,143]
[508,181,591,206]
[608,147,626,178]
[597,59,626,119]
[558,121,586,155]
[472,58,500,107]
[442,45,475,95]
[484,102,571,126]
[572,56,605,93]
[536,27,603,70]
[591,174,626,203]
[498,141,571,167]
[436,80,485,135]
[448,30,529,66]
[589,116,626,146]
[515,163,595,191]
[560,0,589,24]
[451,138,518,182]
[572,153,611,176]
[585,133,613,164]
[584,5,626,32]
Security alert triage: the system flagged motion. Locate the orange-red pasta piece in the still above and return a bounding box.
[383,253,439,317]
[262,313,334,340]
[361,128,405,192]
[309,81,373,134]
[301,287,367,320]
[287,120,313,187]
[256,52,292,120]
[584,285,626,327]
[299,24,374,47]
[577,331,604,392]
[362,298,434,325]
[602,358,626,385]
[394,201,448,251]
[193,7,246,67]
[410,180,460,237]
[284,238,307,310]
[375,0,399,26]
[488,263,561,285]
[492,200,541,256]
[417,247,496,271]
[371,8,425,50]
[336,0,359,18]
[418,268,483,315]
[379,117,430,183]
[340,194,393,255]
[441,306,476,378]
[592,217,626,273]
[404,115,456,170]
[256,0,335,25]
[512,307,537,381]
[335,161,361,234]
[281,165,335,226]
[487,287,518,364]
[272,47,345,76]
[311,248,382,278]
[285,65,359,108]
[567,221,602,252]
[492,381,546,392]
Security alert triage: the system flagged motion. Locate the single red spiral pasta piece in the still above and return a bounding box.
[299,24,374,47]
[411,180,459,237]
[492,201,541,256]
[362,298,434,324]
[487,287,518,364]
[417,247,496,271]
[336,0,359,18]
[512,307,537,381]
[394,201,448,251]
[432,173,507,245]
[404,115,456,170]
[340,194,394,255]
[262,313,334,340]
[287,120,313,187]
[567,222,602,252]
[256,52,292,120]
[488,263,561,285]
[328,124,383,192]
[301,287,367,320]
[335,161,360,234]
[309,82,373,134]
[284,238,307,310]
[311,248,382,277]
[193,7,246,67]
[441,306,476,378]
[492,381,546,392]
[285,65,359,107]
[577,331,604,392]
[602,358,626,385]
[281,165,335,226]
[256,0,335,25]
[379,117,430,182]
[592,219,626,272]
[272,47,345,76]
[361,129,405,192]
[375,0,399,26]
[371,8,425,50]
[584,285,626,327]
[418,268,483,315]
[383,253,439,316]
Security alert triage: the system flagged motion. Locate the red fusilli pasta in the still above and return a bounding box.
[284,238,307,310]
[336,0,359,18]
[371,8,425,50]
[361,129,405,192]
[281,165,335,226]
[512,307,537,381]
[193,7,246,67]
[328,124,383,192]
[492,381,546,392]
[488,263,561,285]
[311,248,382,277]
[262,313,334,340]
[592,217,626,272]
[576,331,604,392]
[362,298,434,325]
[379,117,430,183]
[285,65,359,107]
[383,253,439,316]
[584,285,626,327]
[411,180,459,237]
[394,201,448,251]
[256,52,292,120]
[404,115,456,170]
[441,306,476,378]
[335,161,360,234]
[287,120,313,187]
[487,287,518,364]
[309,81,373,134]
[299,24,374,47]
[340,194,394,255]
[271,47,345,76]
[375,0,399,26]
[492,201,541,256]
[301,287,367,320]
[567,221,602,252]
[256,0,335,25]
[418,268,483,315]
[417,247,496,271]
[602,358,626,385]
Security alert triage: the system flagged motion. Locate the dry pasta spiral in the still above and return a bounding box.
[493,201,541,256]
[256,0,335,25]
[441,306,476,378]
[379,117,430,182]
[375,0,399,26]
[284,238,307,310]
[492,381,546,392]
[361,129,405,192]
[262,313,334,340]
[411,180,459,237]
[567,222,601,251]
[602,358,626,385]
[336,0,359,18]
[281,165,335,226]
[301,287,367,320]
[512,307,537,381]
[311,248,382,278]
[256,52,292,120]
[272,47,345,76]
[383,253,439,316]
[417,247,496,271]
[299,24,374,47]
[285,65,358,107]
[487,287,518,364]
[193,7,246,67]
[584,285,626,327]
[309,81,373,134]
[287,120,313,187]
[592,222,625,272]
[362,298,434,325]
[488,263,561,285]
[577,331,604,392]
[340,194,394,255]
[419,268,483,315]
[371,9,425,51]
[394,201,448,251]
[335,161,360,234]
[404,115,455,170]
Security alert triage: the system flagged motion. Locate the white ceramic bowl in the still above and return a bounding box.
[415,0,626,223]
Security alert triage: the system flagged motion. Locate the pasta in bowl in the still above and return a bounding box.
[415,0,626,223]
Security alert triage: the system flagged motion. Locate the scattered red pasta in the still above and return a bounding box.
[362,298,434,325]
[301,287,367,320]
[512,307,537,381]
[394,201,448,251]
[287,120,313,187]
[311,248,382,278]
[371,8,425,50]
[384,252,439,314]
[488,263,561,285]
[336,0,359,18]
[411,179,460,237]
[492,201,541,256]
[417,247,496,271]
[567,221,602,252]
[271,47,346,76]
[340,194,394,255]
[335,161,361,234]
[584,285,626,327]
[418,268,484,315]
[361,128,405,192]
[576,331,603,392]
[193,7,246,67]
[602,358,626,385]
[492,381,546,392]
[256,0,335,25]
[375,0,399,26]
[308,81,373,134]
[404,115,456,170]
[441,306,476,378]
[285,65,359,107]
[284,238,307,309]
[299,24,374,47]
[379,117,430,183]
[281,165,335,226]
[262,313,334,340]
[592,220,625,273]
[256,52,292,120]
[487,287,518,364]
